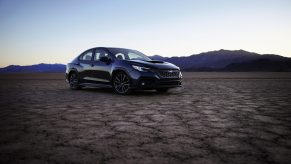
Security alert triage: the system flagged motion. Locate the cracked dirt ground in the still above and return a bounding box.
[0,72,291,164]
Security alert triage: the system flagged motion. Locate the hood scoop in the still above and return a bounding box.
[146,60,164,63]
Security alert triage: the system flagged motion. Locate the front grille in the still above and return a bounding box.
[157,70,180,78]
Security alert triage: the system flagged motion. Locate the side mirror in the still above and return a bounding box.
[100,56,111,63]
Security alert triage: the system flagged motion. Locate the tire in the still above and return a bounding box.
[156,88,170,93]
[112,72,131,95]
[69,72,81,90]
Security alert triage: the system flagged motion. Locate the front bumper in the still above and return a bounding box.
[129,69,182,89]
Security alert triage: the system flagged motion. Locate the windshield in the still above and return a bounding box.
[107,48,151,61]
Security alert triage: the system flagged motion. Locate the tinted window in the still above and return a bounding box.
[128,52,146,60]
[94,49,110,61]
[115,53,126,60]
[80,51,93,61]
[108,48,151,61]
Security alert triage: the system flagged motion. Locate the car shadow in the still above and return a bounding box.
[79,87,182,96]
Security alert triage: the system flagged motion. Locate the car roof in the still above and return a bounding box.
[96,47,133,51]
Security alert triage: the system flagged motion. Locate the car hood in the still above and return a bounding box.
[128,60,180,70]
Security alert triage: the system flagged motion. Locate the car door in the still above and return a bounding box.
[78,49,94,82]
[90,48,113,83]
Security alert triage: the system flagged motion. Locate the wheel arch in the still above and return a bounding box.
[68,69,79,81]
[111,68,131,82]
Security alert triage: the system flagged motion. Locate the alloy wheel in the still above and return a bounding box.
[113,72,130,94]
[69,73,80,89]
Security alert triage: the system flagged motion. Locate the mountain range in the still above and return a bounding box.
[150,49,291,71]
[0,63,66,73]
[1,49,291,73]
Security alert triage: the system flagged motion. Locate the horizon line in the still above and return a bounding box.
[1,48,290,68]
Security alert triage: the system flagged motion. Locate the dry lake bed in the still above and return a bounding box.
[0,72,291,164]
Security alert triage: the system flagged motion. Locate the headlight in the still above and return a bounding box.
[132,65,150,72]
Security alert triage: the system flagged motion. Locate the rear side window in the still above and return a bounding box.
[80,51,93,61]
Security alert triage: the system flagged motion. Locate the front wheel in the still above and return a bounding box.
[69,73,81,90]
[112,72,131,95]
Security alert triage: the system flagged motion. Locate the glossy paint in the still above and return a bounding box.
[66,47,182,89]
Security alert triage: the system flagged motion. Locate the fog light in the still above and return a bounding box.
[141,82,145,86]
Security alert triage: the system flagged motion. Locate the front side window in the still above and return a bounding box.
[115,53,126,60]
[80,51,93,61]
[94,49,110,61]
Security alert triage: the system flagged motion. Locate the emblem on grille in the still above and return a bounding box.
[158,70,179,78]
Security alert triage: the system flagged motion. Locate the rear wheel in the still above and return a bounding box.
[69,73,81,90]
[156,88,170,93]
[113,72,131,95]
